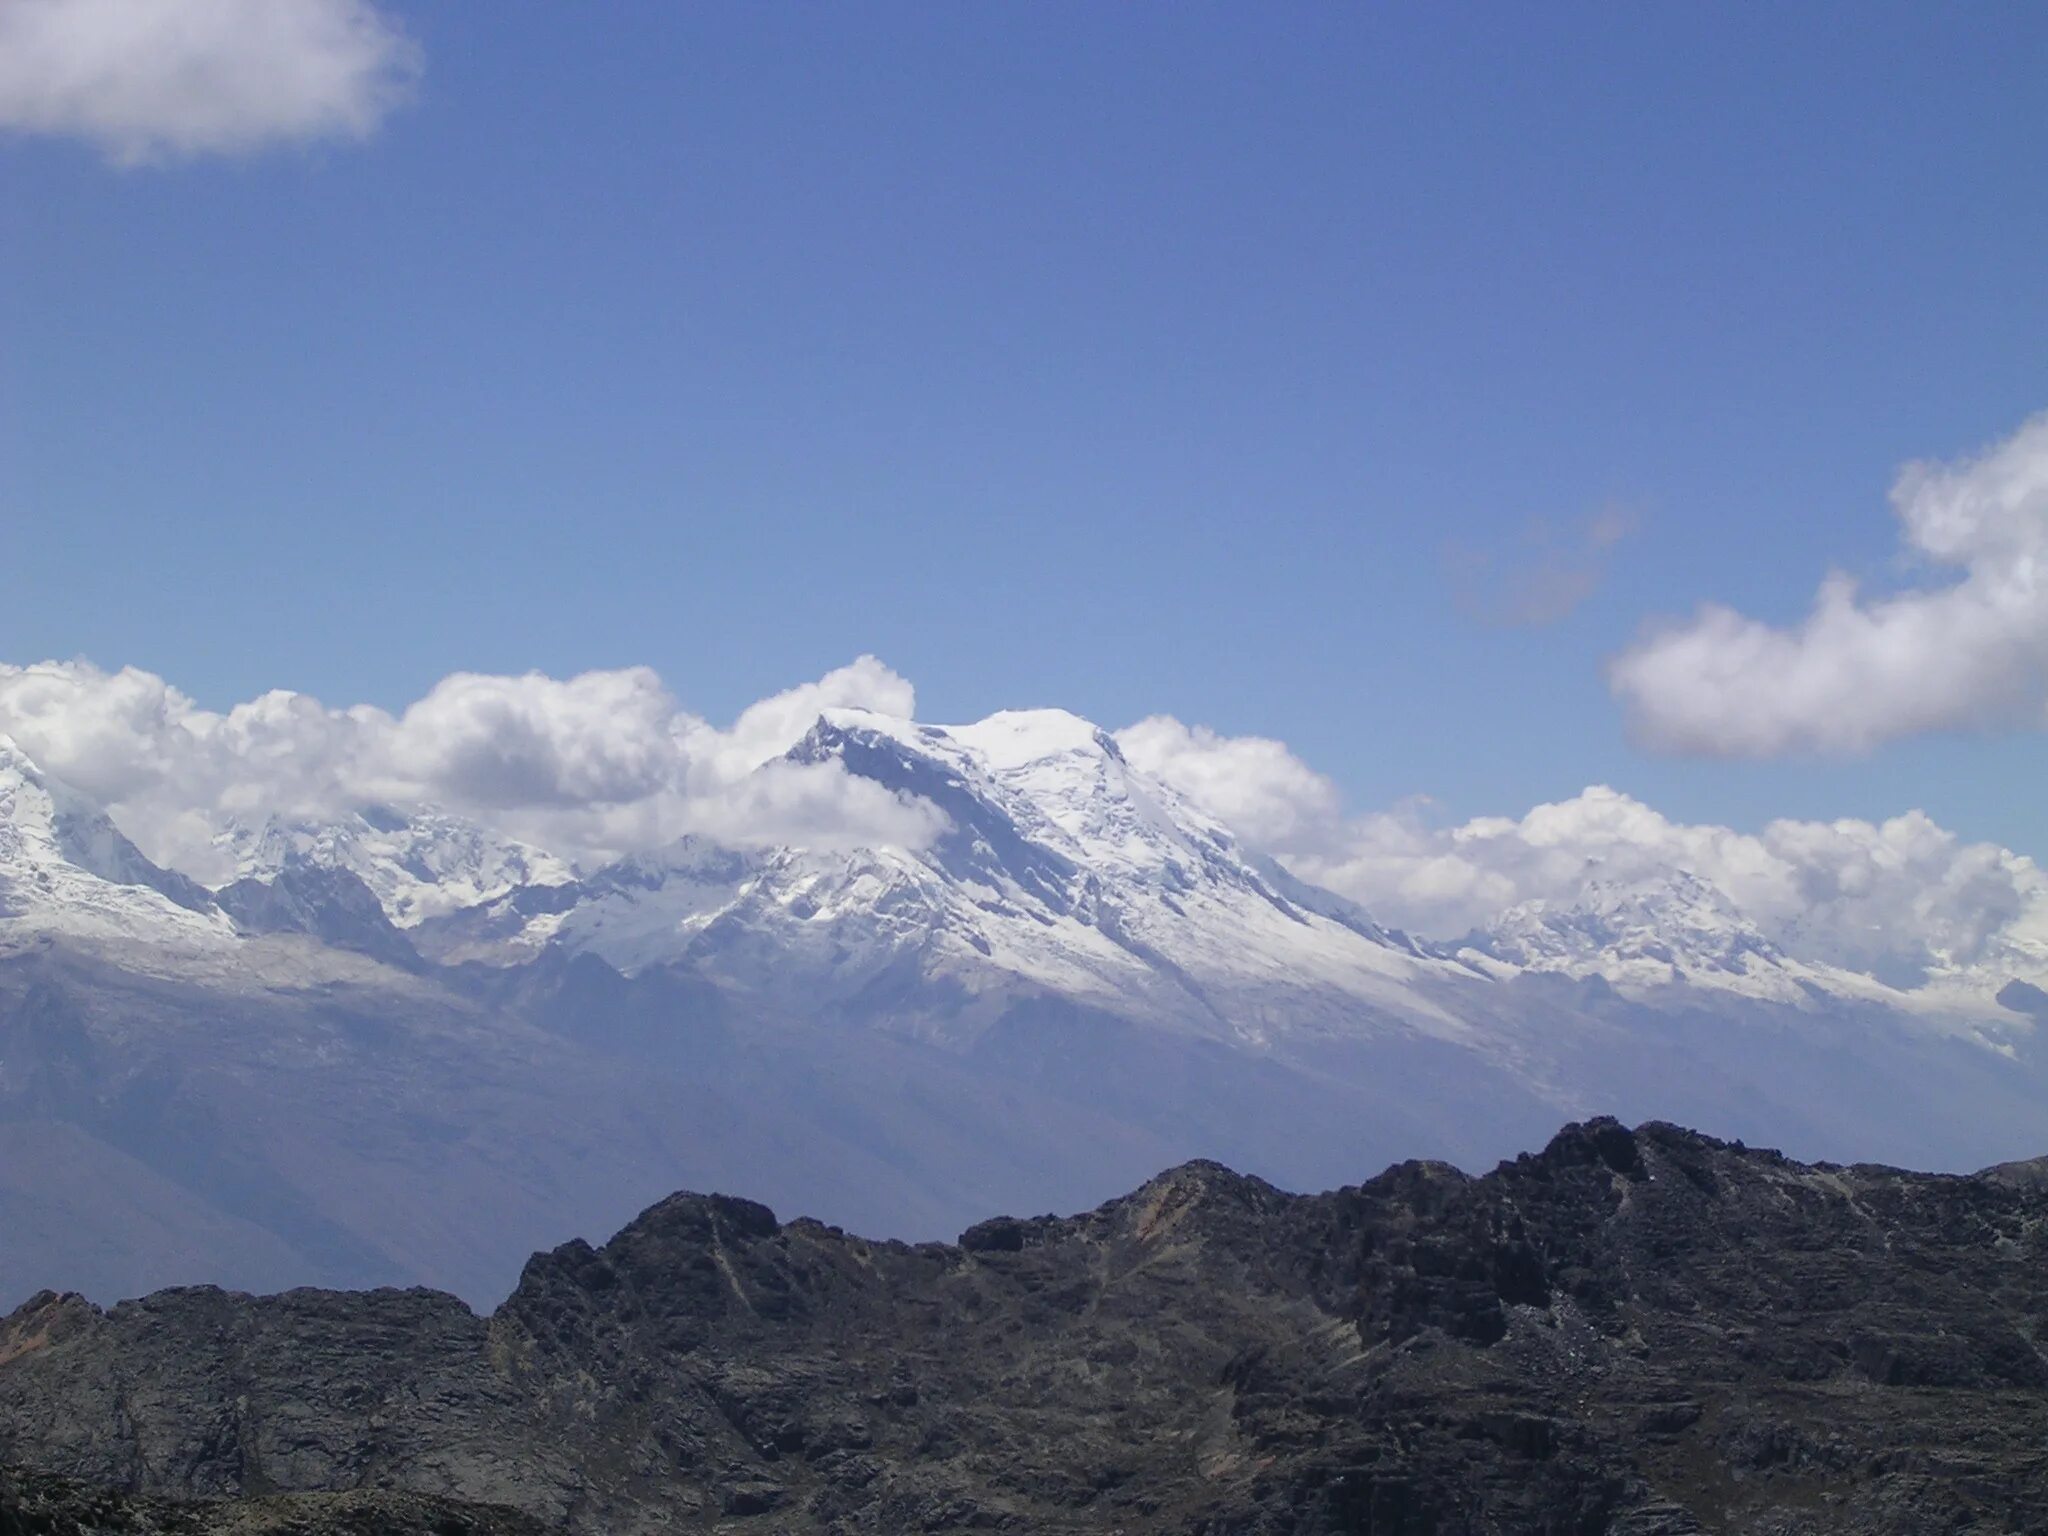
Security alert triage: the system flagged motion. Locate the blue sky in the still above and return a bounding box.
[5,2,2048,854]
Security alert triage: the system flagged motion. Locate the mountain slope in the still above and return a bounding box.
[1459,868,1909,1007]
[217,805,573,928]
[214,860,423,968]
[423,709,1480,1045]
[5,1121,2048,1534]
[12,710,2048,1310]
[0,738,229,948]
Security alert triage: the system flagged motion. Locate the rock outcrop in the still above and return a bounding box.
[0,1462,547,1535]
[6,1119,2048,1533]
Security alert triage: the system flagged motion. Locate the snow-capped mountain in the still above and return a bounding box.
[1458,872,1933,1015]
[11,710,2048,1314]
[1454,866,2048,1021]
[414,707,2020,1033]
[420,708,1465,1044]
[0,736,231,947]
[216,804,574,928]
[10,706,2032,1034]
[1475,870,1776,975]
[1458,869,1859,1005]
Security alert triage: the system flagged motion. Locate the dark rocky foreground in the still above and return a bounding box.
[0,1464,547,1535]
[6,1119,2048,1534]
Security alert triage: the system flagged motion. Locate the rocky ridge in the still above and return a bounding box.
[0,1464,544,1536]
[5,1120,2048,1533]
[12,717,2048,1348]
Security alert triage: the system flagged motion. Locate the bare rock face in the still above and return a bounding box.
[0,1462,548,1535]
[7,1120,2048,1533]
[213,860,424,971]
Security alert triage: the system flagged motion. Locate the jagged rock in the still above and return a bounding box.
[214,860,423,970]
[6,1120,2048,1532]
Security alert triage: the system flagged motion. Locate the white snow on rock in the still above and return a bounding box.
[406,705,1462,1043]
[0,736,233,947]
[420,707,2013,1043]
[12,700,2048,1043]
[216,805,575,927]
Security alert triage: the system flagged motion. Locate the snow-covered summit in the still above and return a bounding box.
[1461,867,1916,1009]
[16,700,2028,1034]
[0,736,231,945]
[216,804,575,927]
[413,708,2028,1034]
[1476,869,1777,973]
[429,707,1461,1043]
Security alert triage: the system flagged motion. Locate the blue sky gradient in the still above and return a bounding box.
[5,3,2047,850]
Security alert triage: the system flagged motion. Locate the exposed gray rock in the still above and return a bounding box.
[0,1462,548,1534]
[7,1120,2048,1532]
[215,860,422,970]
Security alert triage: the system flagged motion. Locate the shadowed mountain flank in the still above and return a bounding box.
[6,1120,2048,1533]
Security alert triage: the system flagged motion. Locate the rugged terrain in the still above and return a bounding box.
[9,713,2048,1309]
[0,1465,544,1536]
[6,1119,2048,1533]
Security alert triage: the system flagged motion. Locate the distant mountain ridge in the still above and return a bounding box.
[6,716,2048,1309]
[413,708,1459,1043]
[152,709,2046,1022]
[215,803,574,928]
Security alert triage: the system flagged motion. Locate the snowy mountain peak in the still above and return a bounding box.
[791,706,1274,922]
[421,705,1453,1044]
[0,734,227,942]
[804,705,1123,771]
[1473,867,1789,987]
[216,804,575,928]
[948,707,1127,770]
[0,735,33,780]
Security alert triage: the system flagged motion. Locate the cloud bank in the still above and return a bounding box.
[1117,715,2045,982]
[2,654,2041,985]
[0,656,943,883]
[1612,412,2048,756]
[0,0,418,162]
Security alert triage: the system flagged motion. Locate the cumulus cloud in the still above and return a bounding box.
[0,656,942,881]
[1612,411,2048,756]
[4,652,2041,987]
[1118,714,2045,981]
[1115,716,1342,852]
[682,655,921,789]
[1446,504,1638,628]
[377,669,683,811]
[0,0,419,163]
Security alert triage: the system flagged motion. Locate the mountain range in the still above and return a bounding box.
[4,707,2048,1306]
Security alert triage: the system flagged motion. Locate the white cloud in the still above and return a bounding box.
[0,0,419,163]
[1612,411,2048,756]
[682,655,922,788]
[378,669,683,810]
[1115,716,1342,851]
[3,654,2040,986]
[1118,713,2045,980]
[0,656,941,881]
